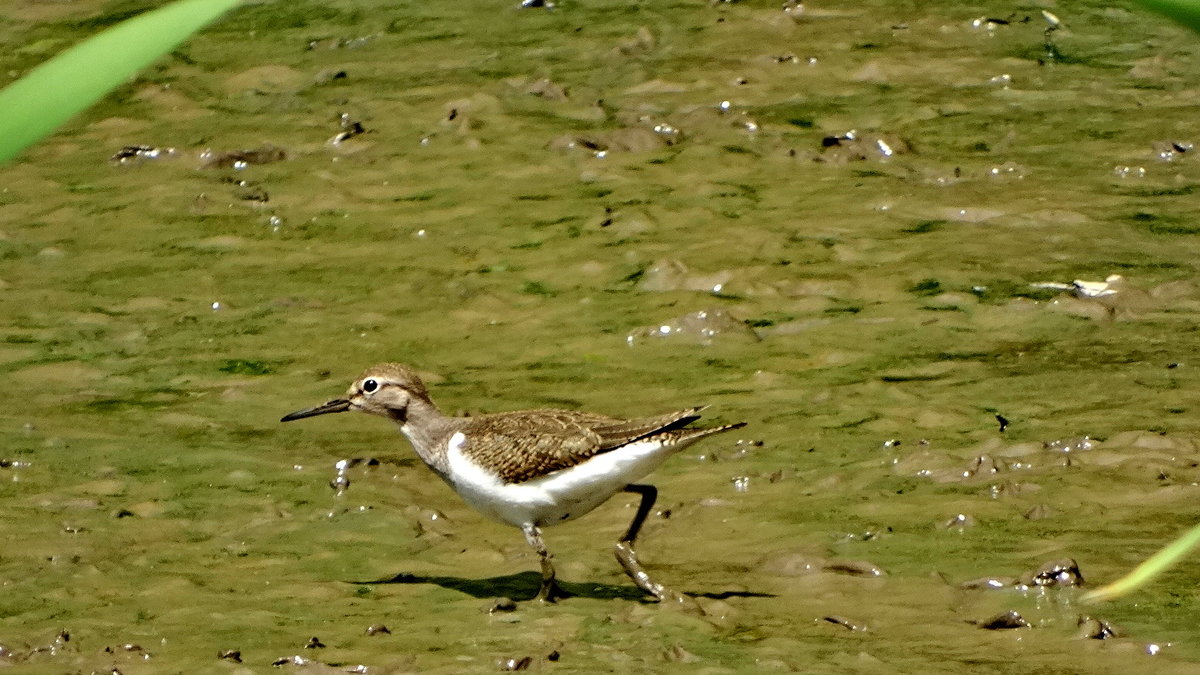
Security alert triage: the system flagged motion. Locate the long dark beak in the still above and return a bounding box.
[281,399,351,422]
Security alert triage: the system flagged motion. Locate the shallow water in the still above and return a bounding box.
[4,0,1200,671]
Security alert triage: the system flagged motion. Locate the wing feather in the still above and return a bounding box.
[458,407,714,483]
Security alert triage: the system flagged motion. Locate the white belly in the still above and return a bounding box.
[444,432,675,528]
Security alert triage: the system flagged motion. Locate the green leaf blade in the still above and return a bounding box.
[1138,0,1200,33]
[0,0,242,163]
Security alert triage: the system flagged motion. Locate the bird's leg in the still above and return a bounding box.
[614,484,686,603]
[522,523,566,602]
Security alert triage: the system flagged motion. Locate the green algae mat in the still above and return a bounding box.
[3,1,1200,671]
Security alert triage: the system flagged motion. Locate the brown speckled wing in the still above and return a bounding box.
[458,408,709,484]
[590,407,704,450]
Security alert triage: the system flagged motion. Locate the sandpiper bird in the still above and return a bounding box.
[281,363,745,602]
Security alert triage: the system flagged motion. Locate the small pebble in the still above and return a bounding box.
[497,656,532,671]
[823,615,867,631]
[1077,615,1120,640]
[978,610,1029,630]
[486,597,518,614]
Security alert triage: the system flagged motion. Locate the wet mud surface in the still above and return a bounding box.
[3,0,1200,671]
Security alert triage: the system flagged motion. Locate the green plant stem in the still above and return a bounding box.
[0,0,242,164]
[1082,521,1200,603]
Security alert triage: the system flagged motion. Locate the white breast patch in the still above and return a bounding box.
[443,431,676,529]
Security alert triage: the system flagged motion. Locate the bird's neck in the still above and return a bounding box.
[396,396,459,480]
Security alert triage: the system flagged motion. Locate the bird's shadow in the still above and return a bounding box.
[349,571,775,602]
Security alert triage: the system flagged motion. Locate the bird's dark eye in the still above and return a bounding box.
[362,378,379,394]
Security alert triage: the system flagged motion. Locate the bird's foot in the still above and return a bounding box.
[614,541,699,611]
[535,578,569,603]
[653,586,692,606]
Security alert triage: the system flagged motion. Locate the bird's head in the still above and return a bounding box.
[281,363,431,424]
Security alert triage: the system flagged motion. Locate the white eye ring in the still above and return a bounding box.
[362,378,379,394]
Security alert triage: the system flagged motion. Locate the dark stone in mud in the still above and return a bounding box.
[330,113,368,145]
[960,576,1016,590]
[1077,615,1121,640]
[549,127,678,155]
[961,558,1083,591]
[978,610,1030,630]
[340,457,380,468]
[988,481,1040,498]
[1023,558,1083,587]
[234,186,269,203]
[485,597,518,614]
[104,643,147,655]
[313,69,348,85]
[840,527,890,542]
[964,454,1005,478]
[1043,437,1097,453]
[199,144,287,169]
[823,560,885,577]
[816,131,909,163]
[759,552,885,577]
[497,655,532,670]
[1151,139,1193,161]
[939,513,976,529]
[110,145,178,164]
[823,615,867,631]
